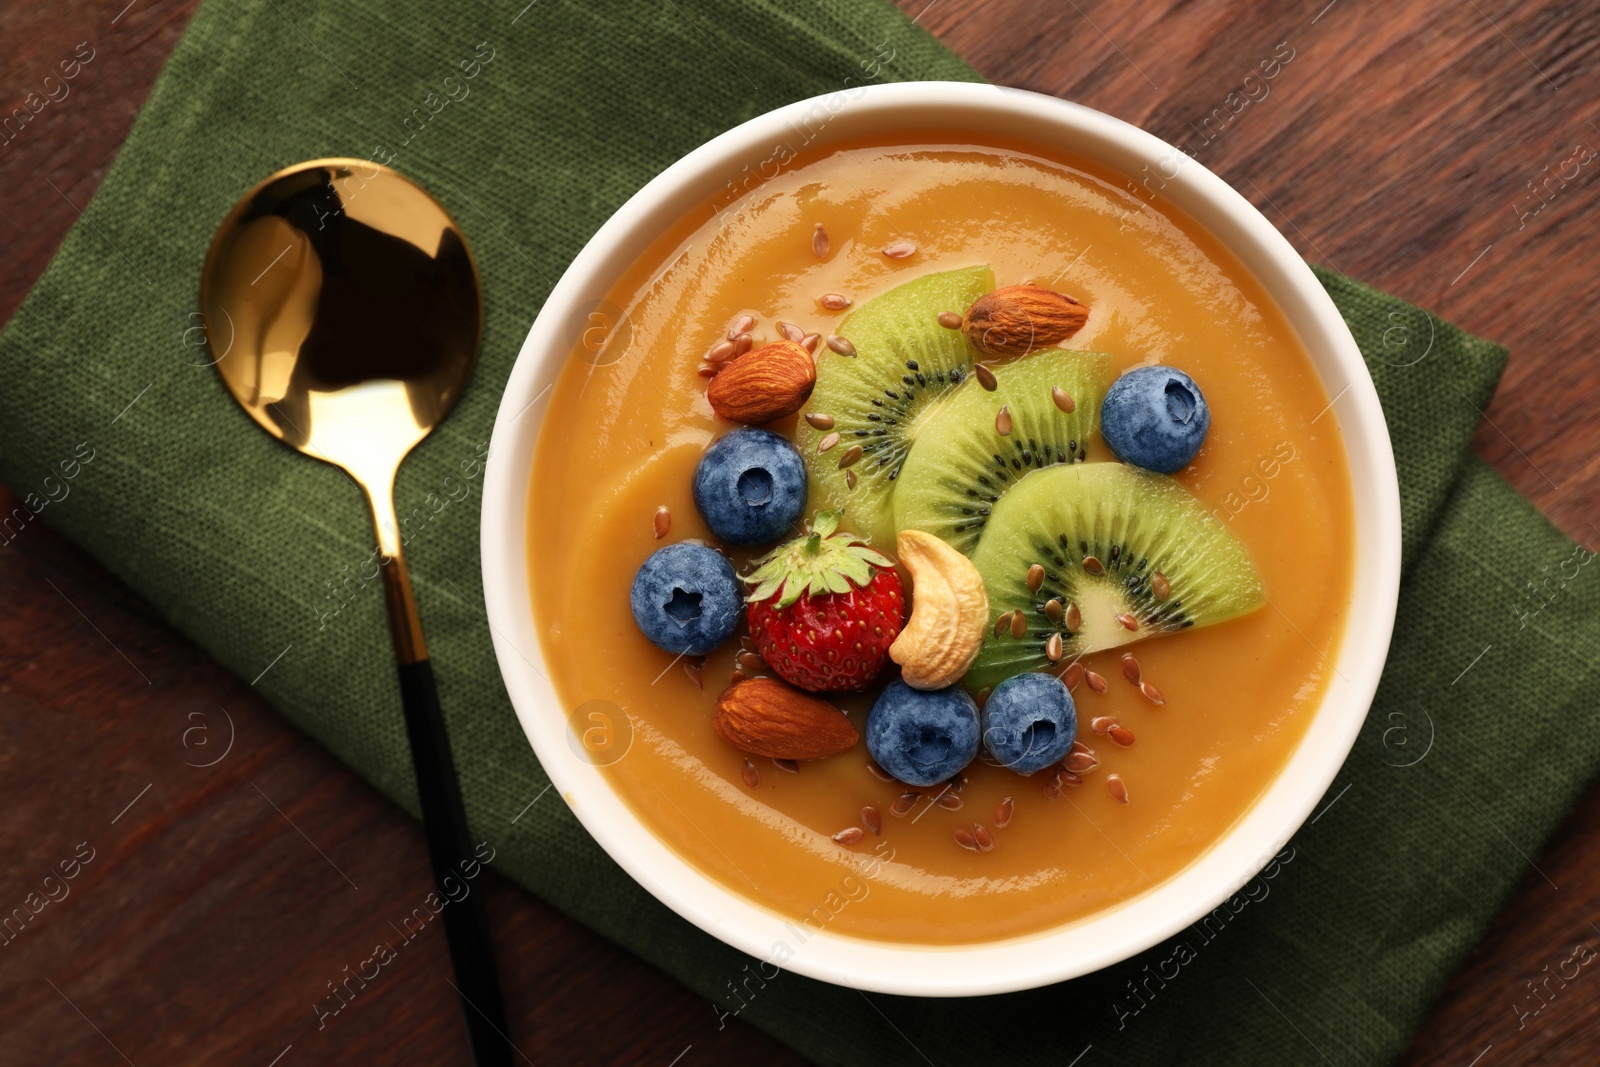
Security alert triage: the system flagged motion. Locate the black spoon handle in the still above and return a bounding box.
[397,659,513,1067]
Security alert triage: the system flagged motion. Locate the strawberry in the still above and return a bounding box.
[743,510,905,692]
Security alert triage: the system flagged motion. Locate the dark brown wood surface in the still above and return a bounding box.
[0,1,1594,1064]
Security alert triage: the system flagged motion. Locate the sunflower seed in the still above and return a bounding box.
[826,335,857,357]
[1106,774,1130,804]
[838,444,863,469]
[817,431,841,454]
[974,363,998,391]
[1090,716,1116,735]
[740,759,761,789]
[891,791,919,816]
[994,796,1014,828]
[1116,612,1139,632]
[1046,632,1063,662]
[973,824,995,852]
[1062,662,1084,689]
[937,311,963,329]
[1121,653,1141,684]
[683,660,704,689]
[820,293,852,311]
[866,760,895,783]
[1044,598,1064,622]
[774,758,799,773]
[813,224,829,259]
[1082,555,1104,575]
[1065,751,1099,774]
[1109,725,1136,747]
[728,315,755,341]
[833,826,865,845]
[1026,563,1045,592]
[861,805,882,835]
[995,405,1013,436]
[1151,571,1171,600]
[778,321,805,343]
[708,339,737,362]
[653,505,671,539]
[845,469,858,490]
[1010,611,1027,639]
[954,827,979,851]
[1140,680,1166,706]
[1051,385,1076,413]
[883,240,916,259]
[1085,669,1108,693]
[1064,602,1081,632]
[994,611,1013,638]
[801,332,821,353]
[805,412,835,430]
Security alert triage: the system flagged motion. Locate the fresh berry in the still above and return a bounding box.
[629,543,741,655]
[692,428,807,546]
[980,672,1077,774]
[865,681,980,787]
[1101,365,1210,474]
[743,510,904,692]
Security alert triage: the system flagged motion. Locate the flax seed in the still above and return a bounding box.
[1116,612,1139,632]
[866,760,895,783]
[1046,632,1063,662]
[1062,662,1084,690]
[974,363,998,391]
[1043,772,1063,800]
[826,335,856,357]
[773,758,799,773]
[1151,571,1170,599]
[740,759,761,789]
[833,826,864,845]
[1059,770,1084,787]
[975,686,992,709]
[1085,669,1108,693]
[1106,775,1129,804]
[1139,680,1166,706]
[1010,611,1027,639]
[697,365,717,378]
[954,827,979,851]
[937,311,962,329]
[937,791,964,811]
[1083,555,1104,576]
[973,824,995,852]
[737,651,765,674]
[708,339,737,363]
[1044,598,1064,622]
[1109,725,1136,747]
[883,240,916,259]
[728,315,755,341]
[820,293,852,311]
[1121,653,1141,684]
[1051,385,1076,413]
[1026,563,1045,592]
[805,412,835,431]
[1072,740,1094,756]
[995,405,1013,436]
[1065,602,1081,632]
[994,796,1014,828]
[778,321,805,343]
[891,791,919,817]
[1065,751,1099,774]
[653,505,671,539]
[812,223,829,259]
[838,444,863,469]
[861,805,882,835]
[800,332,821,353]
[1090,716,1115,735]
[817,431,840,454]
[994,611,1013,638]
[845,469,858,490]
[683,659,703,689]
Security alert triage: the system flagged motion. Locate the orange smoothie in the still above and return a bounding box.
[528,136,1354,944]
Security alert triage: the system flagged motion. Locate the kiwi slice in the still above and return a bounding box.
[891,349,1111,556]
[795,265,993,547]
[964,463,1265,693]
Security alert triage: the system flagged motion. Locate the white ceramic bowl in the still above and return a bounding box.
[482,81,1400,997]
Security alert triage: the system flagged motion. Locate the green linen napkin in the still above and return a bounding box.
[3,1,1596,1063]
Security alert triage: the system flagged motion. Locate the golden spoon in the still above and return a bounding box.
[201,159,511,1065]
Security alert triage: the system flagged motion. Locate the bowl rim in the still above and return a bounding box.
[481,80,1401,997]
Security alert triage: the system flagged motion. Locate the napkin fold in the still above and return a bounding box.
[3,1,1596,1064]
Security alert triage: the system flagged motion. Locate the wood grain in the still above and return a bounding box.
[1,0,1596,1063]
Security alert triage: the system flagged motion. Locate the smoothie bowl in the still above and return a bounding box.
[482,82,1399,996]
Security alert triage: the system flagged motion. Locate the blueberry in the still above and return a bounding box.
[629,543,741,655]
[980,673,1077,775]
[692,428,807,546]
[865,681,980,787]
[1101,365,1210,474]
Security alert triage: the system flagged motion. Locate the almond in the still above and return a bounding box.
[962,284,1088,358]
[713,677,858,760]
[706,339,816,424]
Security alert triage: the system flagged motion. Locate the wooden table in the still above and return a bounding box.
[1,1,1595,1062]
